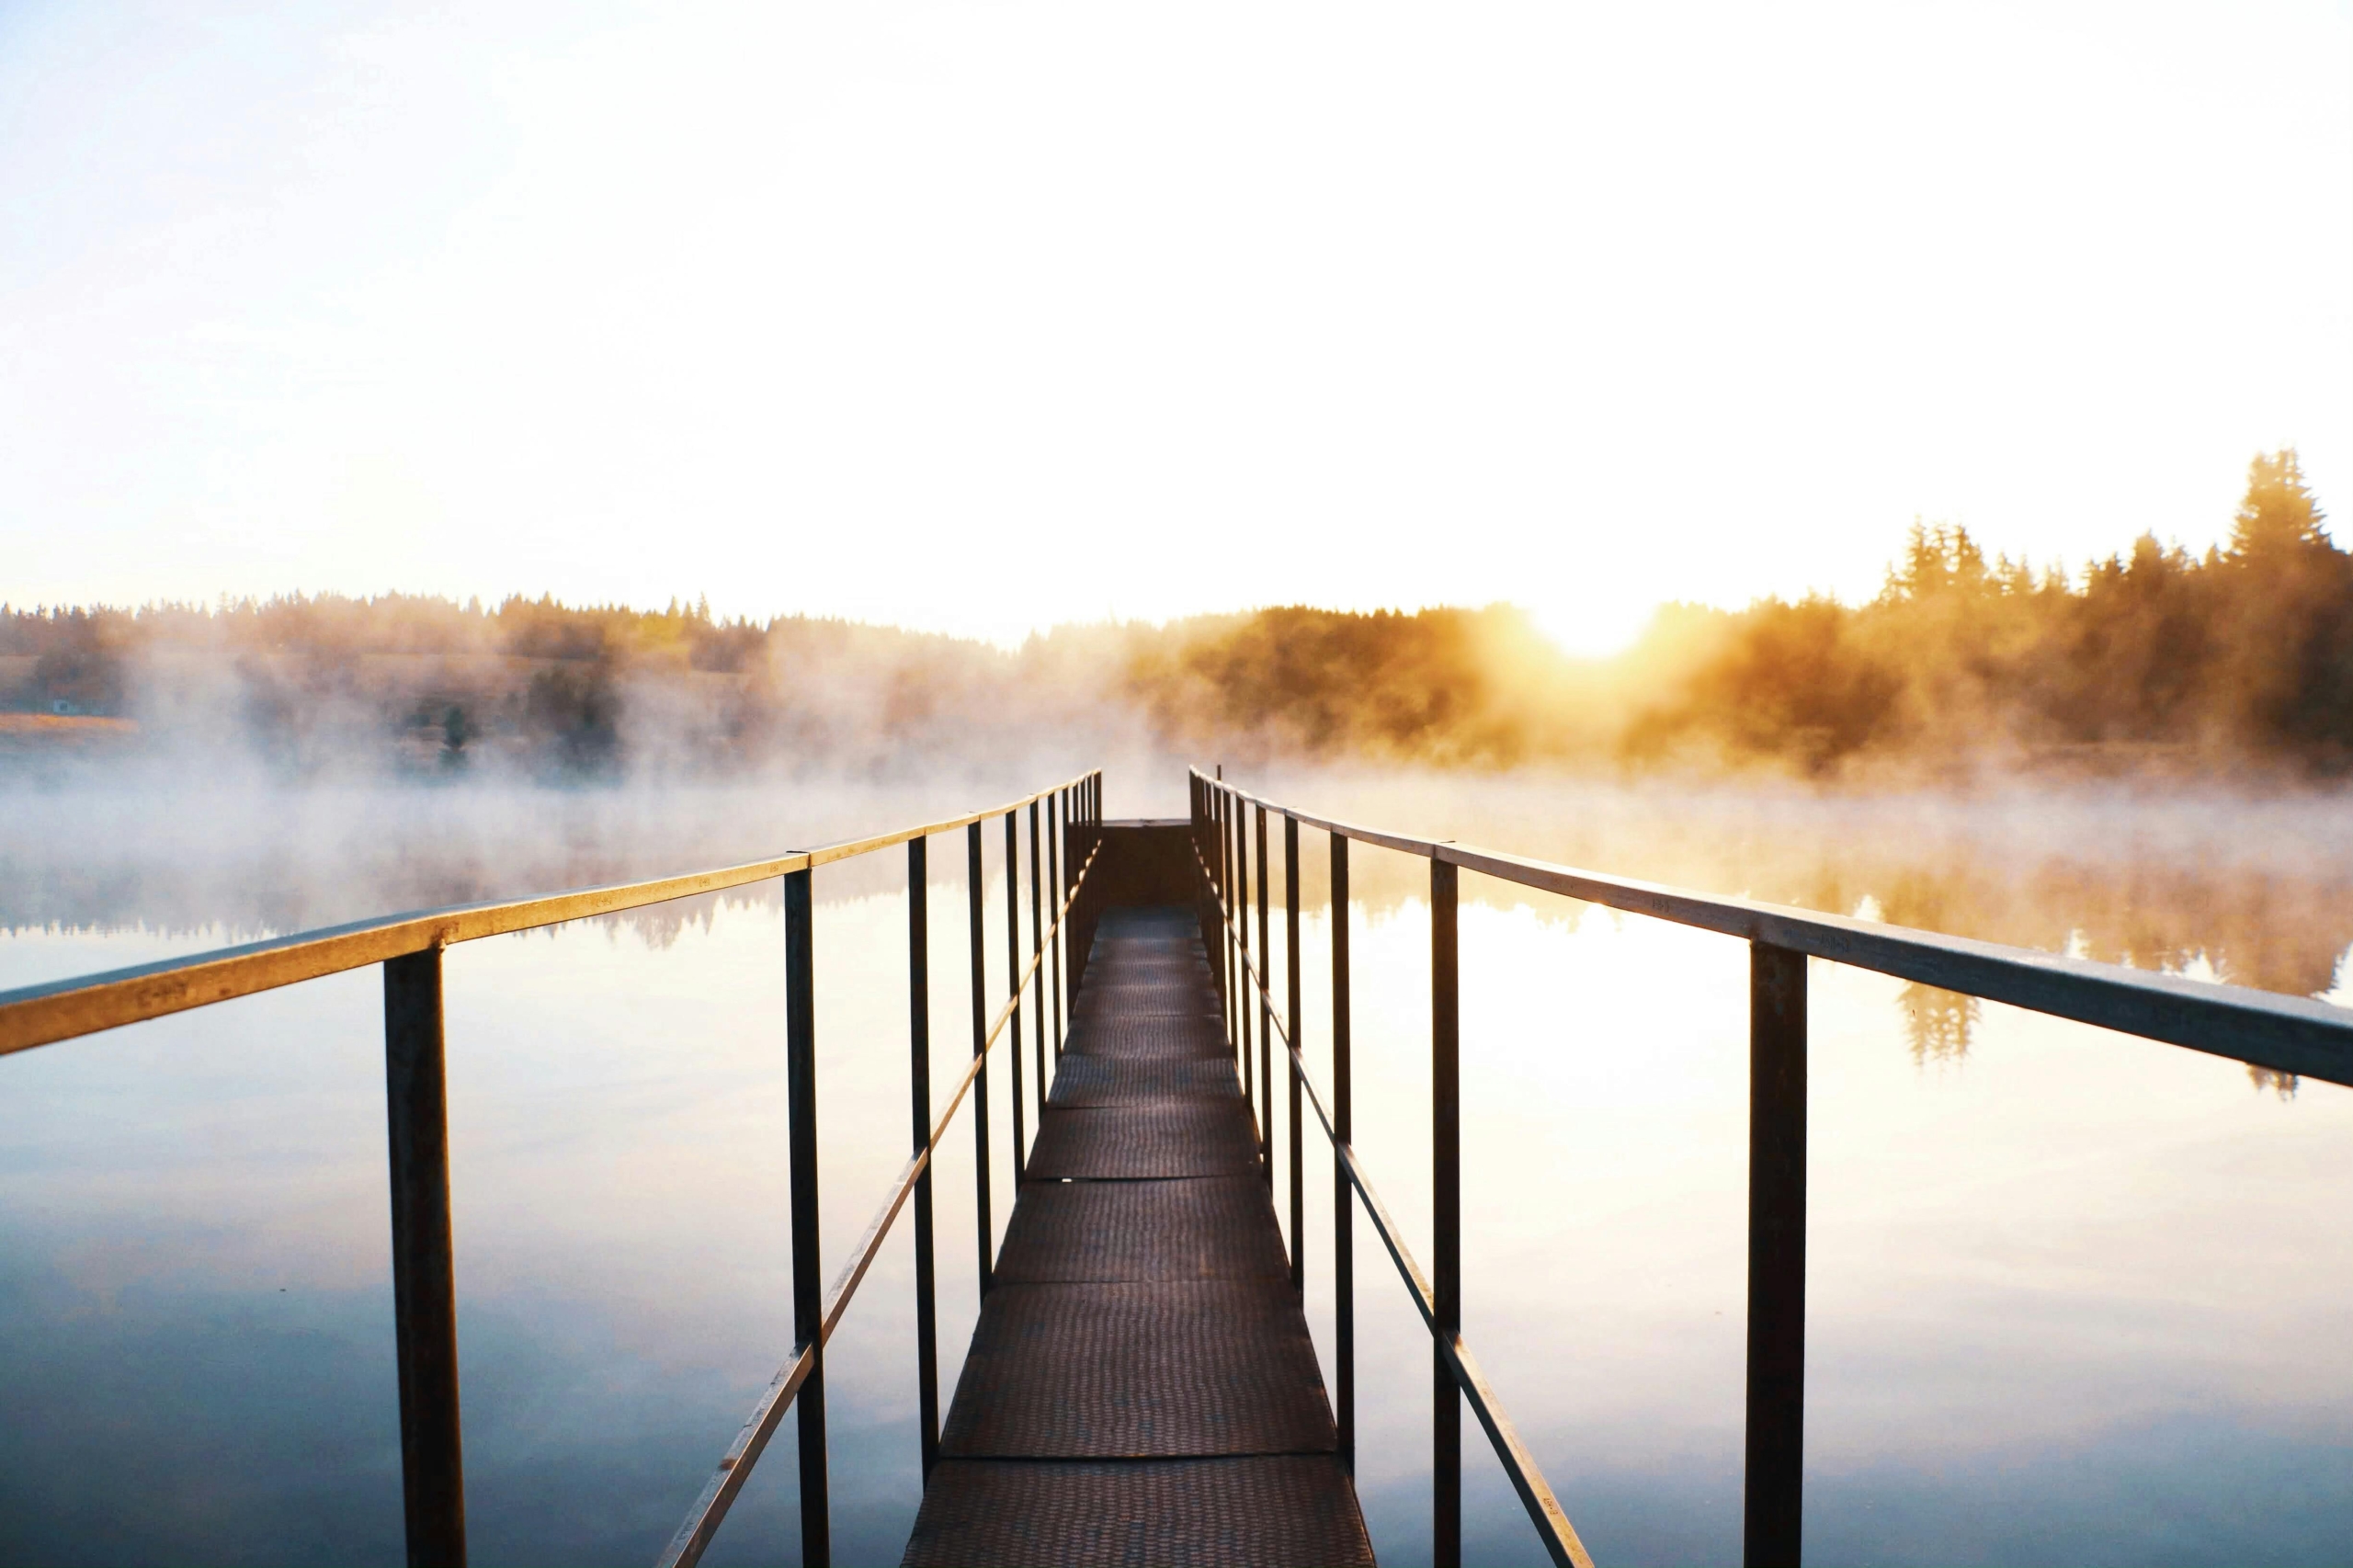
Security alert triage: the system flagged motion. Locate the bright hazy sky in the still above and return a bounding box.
[3,2,2347,652]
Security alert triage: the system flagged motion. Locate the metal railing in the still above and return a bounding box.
[1189,767,2353,1568]
[0,770,1107,1568]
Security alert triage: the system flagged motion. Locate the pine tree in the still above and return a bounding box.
[2227,449,2329,562]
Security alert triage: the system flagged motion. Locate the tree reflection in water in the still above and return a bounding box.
[1897,982,1982,1064]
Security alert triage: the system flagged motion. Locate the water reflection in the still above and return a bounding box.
[1896,982,1980,1064]
[3,772,2350,1566]
[0,775,1040,939]
[12,776,2353,1028]
[1231,773,2353,1098]
[1261,767,2353,988]
[2248,1066,2302,1098]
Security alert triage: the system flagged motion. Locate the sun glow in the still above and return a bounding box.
[0,2,2344,640]
[1528,595,1663,661]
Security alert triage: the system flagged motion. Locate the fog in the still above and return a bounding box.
[9,759,2350,1012]
[0,768,1115,943]
[11,453,2353,808]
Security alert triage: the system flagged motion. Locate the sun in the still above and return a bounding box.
[1526,596,1657,660]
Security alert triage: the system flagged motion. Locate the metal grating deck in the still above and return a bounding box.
[903,905,1373,1567]
[991,1176,1290,1286]
[904,1458,1372,1568]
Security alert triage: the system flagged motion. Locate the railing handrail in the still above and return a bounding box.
[1191,837,1595,1568]
[0,767,1108,1568]
[1190,769,2353,1568]
[654,831,1106,1568]
[1190,768,2353,1088]
[0,773,1097,1058]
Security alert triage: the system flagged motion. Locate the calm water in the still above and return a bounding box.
[3,772,2348,1566]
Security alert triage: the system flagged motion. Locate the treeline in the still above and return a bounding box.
[1125,449,2353,776]
[2,592,779,687]
[6,450,2345,779]
[0,593,1062,778]
[1114,601,1623,766]
[1623,451,2352,773]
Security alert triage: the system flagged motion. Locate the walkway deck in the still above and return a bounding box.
[903,905,1374,1567]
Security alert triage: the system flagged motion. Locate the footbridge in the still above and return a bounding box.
[5,769,2350,1566]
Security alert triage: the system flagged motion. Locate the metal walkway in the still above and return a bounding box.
[903,904,1374,1567]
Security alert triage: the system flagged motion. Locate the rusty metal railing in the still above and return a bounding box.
[1189,767,2353,1568]
[0,770,1106,1568]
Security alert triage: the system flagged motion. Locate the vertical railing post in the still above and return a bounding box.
[1083,780,1097,972]
[1074,785,1090,982]
[1220,784,1235,1059]
[1746,942,1808,1567]
[1236,793,1254,1125]
[1284,812,1303,1296]
[1205,778,1221,986]
[1189,778,1202,948]
[1069,786,1076,995]
[1029,799,1045,1103]
[1223,786,1242,1045]
[1061,787,1075,1015]
[784,867,831,1568]
[1430,857,1461,1568]
[1256,804,1271,1183]
[383,947,467,1568]
[907,838,939,1483]
[1049,792,1063,1060]
[1191,778,1207,957]
[967,823,993,1298]
[1004,811,1026,1180]
[1228,786,1237,1050]
[1207,779,1220,964]
[1330,831,1355,1474]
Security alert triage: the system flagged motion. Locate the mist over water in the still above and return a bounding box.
[3,766,2349,1565]
[1246,767,2353,1007]
[0,757,1134,954]
[12,766,2353,994]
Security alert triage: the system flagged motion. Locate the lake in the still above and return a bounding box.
[3,768,2347,1566]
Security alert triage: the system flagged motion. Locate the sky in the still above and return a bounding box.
[2,1,2347,653]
